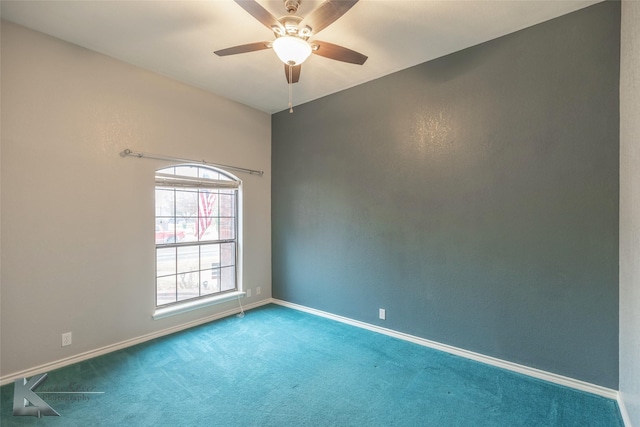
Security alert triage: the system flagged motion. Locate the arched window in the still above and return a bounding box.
[154,164,240,308]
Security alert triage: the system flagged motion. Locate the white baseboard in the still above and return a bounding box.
[271,298,619,401]
[2,297,622,408]
[618,392,634,427]
[0,299,271,387]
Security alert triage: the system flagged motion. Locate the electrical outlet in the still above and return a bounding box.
[62,332,72,347]
[246,288,252,297]
[379,309,386,320]
[256,286,261,295]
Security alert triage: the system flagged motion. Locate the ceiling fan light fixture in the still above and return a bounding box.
[272,36,312,65]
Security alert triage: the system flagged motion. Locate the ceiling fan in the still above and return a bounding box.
[214,0,368,86]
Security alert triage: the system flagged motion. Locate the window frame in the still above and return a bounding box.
[152,164,244,319]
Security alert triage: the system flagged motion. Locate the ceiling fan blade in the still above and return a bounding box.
[285,64,301,84]
[214,42,271,56]
[234,0,284,33]
[299,0,358,35]
[312,40,367,65]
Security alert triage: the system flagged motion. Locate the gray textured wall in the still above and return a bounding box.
[272,2,619,388]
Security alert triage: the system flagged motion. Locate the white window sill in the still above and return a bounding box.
[153,291,246,320]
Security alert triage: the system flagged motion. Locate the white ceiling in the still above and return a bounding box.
[1,0,601,114]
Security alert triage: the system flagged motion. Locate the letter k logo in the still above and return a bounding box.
[13,373,60,417]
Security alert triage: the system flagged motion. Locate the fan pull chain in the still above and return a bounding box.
[288,64,294,113]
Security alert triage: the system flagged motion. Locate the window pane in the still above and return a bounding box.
[177,246,199,274]
[155,189,175,217]
[158,166,176,175]
[157,223,185,244]
[157,276,177,306]
[211,267,221,292]
[220,243,235,267]
[156,247,176,276]
[200,244,219,270]
[200,169,220,180]
[179,219,197,242]
[200,218,219,242]
[219,194,235,217]
[177,272,199,301]
[213,193,221,217]
[198,190,218,239]
[220,217,235,240]
[173,166,198,178]
[176,190,197,218]
[201,270,219,295]
[173,218,189,243]
[220,267,236,292]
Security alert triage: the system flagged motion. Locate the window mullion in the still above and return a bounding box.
[174,188,178,304]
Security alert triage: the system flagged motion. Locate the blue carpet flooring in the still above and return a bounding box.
[1,304,623,426]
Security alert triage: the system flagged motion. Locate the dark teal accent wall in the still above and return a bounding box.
[272,1,620,388]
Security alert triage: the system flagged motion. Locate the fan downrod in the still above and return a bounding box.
[284,0,301,14]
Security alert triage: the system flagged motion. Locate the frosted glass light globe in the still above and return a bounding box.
[272,36,312,65]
